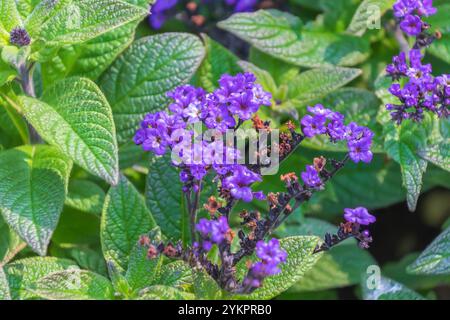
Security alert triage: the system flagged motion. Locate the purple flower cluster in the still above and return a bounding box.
[301,165,323,189]
[386,49,449,123]
[244,239,287,289]
[344,207,376,226]
[149,0,178,30]
[393,0,436,36]
[134,73,271,202]
[300,104,374,163]
[195,216,231,251]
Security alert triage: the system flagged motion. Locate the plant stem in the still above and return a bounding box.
[19,64,42,144]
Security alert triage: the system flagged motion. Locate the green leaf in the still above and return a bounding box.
[407,226,450,275]
[125,243,163,292]
[20,77,119,185]
[347,0,395,36]
[0,0,22,43]
[249,48,300,86]
[65,179,106,215]
[290,245,375,292]
[0,58,17,86]
[0,215,25,266]
[51,245,108,277]
[418,141,450,172]
[237,236,322,300]
[383,253,450,290]
[3,257,78,300]
[146,154,183,240]
[285,67,361,107]
[0,266,11,300]
[155,261,192,288]
[41,22,137,84]
[0,145,72,255]
[139,285,194,300]
[40,0,149,83]
[218,10,370,68]
[33,269,114,300]
[193,34,241,92]
[362,276,426,300]
[101,175,156,273]
[384,120,429,212]
[192,270,222,300]
[100,33,205,144]
[26,0,147,46]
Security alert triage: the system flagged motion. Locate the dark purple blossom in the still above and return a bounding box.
[225,0,258,12]
[400,14,423,36]
[344,207,376,225]
[10,27,31,47]
[223,165,262,202]
[196,216,230,250]
[301,165,323,189]
[301,114,327,138]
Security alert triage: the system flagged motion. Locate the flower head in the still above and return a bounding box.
[344,207,376,225]
[10,27,31,47]
[149,0,178,29]
[301,165,323,189]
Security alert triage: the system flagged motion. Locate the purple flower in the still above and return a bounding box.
[149,0,178,29]
[348,139,373,163]
[393,0,417,18]
[301,165,323,189]
[223,165,262,202]
[10,27,31,47]
[256,239,287,265]
[196,216,231,250]
[204,104,236,132]
[416,0,436,16]
[301,114,327,138]
[344,207,376,225]
[400,14,423,36]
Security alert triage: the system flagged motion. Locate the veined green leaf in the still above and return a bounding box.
[40,0,150,84]
[20,77,119,185]
[0,215,25,266]
[193,34,241,92]
[418,142,450,172]
[100,33,205,144]
[65,179,106,215]
[101,175,156,273]
[146,154,183,240]
[407,227,450,275]
[138,285,194,300]
[51,244,107,277]
[193,270,222,300]
[236,236,322,300]
[285,67,361,106]
[290,244,375,292]
[155,261,192,288]
[0,0,23,43]
[362,276,426,300]
[0,145,72,255]
[0,266,10,300]
[33,269,114,300]
[3,257,78,300]
[26,0,147,46]
[218,10,370,68]
[347,0,395,36]
[125,243,163,292]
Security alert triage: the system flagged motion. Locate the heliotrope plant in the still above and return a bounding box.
[134,73,376,294]
[386,0,449,124]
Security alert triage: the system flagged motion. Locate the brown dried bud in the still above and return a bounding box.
[341,222,353,234]
[268,192,279,208]
[286,120,296,131]
[225,229,236,243]
[314,156,327,172]
[204,196,221,215]
[281,172,298,184]
[435,30,442,39]
[285,204,293,214]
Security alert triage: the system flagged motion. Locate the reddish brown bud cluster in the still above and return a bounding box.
[204,196,222,215]
[252,115,271,131]
[314,156,327,172]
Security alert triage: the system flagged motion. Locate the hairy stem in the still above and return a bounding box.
[19,64,42,144]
